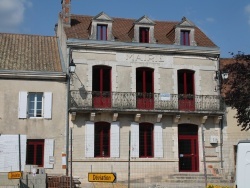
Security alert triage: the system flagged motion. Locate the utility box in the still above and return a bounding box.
[235,140,250,188]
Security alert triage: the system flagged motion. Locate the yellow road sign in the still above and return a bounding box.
[88,173,116,183]
[8,171,22,179]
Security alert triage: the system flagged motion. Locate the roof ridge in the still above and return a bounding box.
[0,32,57,38]
[71,13,180,23]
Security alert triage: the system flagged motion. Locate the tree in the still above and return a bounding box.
[221,52,250,131]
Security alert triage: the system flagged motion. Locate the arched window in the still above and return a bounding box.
[92,65,112,108]
[178,69,195,111]
[136,67,154,109]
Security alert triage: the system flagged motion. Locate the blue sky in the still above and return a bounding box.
[0,0,250,58]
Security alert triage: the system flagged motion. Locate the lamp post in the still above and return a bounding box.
[67,59,76,188]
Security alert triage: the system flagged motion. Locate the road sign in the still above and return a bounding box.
[88,173,116,183]
[8,171,22,179]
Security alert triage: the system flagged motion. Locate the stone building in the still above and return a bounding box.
[219,58,250,181]
[57,0,226,185]
[0,33,67,185]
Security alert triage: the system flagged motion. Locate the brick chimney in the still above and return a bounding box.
[61,0,71,27]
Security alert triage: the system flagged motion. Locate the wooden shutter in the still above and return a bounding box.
[154,123,163,158]
[0,135,26,172]
[18,91,27,119]
[110,122,120,158]
[44,92,52,119]
[85,121,94,157]
[130,122,139,158]
[44,139,54,169]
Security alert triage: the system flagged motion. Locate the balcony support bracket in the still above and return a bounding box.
[174,115,181,123]
[113,113,118,121]
[90,112,96,121]
[214,116,222,124]
[157,114,163,123]
[70,112,76,121]
[135,114,141,122]
[201,116,208,124]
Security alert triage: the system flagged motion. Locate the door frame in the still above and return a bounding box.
[178,124,199,172]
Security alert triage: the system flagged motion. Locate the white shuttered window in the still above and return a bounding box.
[85,121,95,158]
[18,91,52,119]
[154,123,163,158]
[85,122,120,158]
[130,122,139,158]
[0,135,27,172]
[110,122,120,158]
[44,139,54,168]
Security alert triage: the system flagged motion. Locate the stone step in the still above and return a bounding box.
[164,173,230,184]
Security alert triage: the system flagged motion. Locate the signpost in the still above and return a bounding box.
[88,173,116,183]
[8,171,22,179]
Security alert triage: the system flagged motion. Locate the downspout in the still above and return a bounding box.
[220,115,224,172]
[66,47,72,176]
[218,55,224,172]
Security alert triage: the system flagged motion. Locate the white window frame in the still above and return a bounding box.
[18,91,52,119]
[28,92,43,118]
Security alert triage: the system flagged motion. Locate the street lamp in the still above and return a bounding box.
[214,70,229,92]
[69,59,76,73]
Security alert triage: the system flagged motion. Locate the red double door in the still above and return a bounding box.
[178,124,199,172]
[136,68,154,109]
[92,66,111,108]
[178,70,195,111]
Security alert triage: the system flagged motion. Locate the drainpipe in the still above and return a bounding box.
[201,123,207,187]
[66,47,71,176]
[220,115,224,172]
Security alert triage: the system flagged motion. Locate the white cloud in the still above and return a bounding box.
[0,0,32,32]
[245,4,250,25]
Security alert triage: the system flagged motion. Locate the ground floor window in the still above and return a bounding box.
[26,139,44,167]
[139,123,154,158]
[85,122,120,158]
[94,122,111,157]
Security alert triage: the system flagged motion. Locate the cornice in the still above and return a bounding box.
[67,39,220,58]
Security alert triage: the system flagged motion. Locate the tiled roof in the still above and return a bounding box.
[0,33,62,72]
[220,58,234,69]
[64,14,217,47]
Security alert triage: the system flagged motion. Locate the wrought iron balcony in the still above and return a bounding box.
[69,91,224,114]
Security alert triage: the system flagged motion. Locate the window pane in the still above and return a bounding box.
[94,122,110,157]
[26,145,35,164]
[28,93,43,117]
[97,25,101,40]
[28,94,35,117]
[26,140,44,167]
[36,144,43,165]
[180,30,190,45]
[139,123,153,157]
[97,25,107,40]
[102,26,107,40]
[139,28,149,43]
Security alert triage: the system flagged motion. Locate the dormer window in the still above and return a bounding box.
[97,24,107,40]
[180,30,190,46]
[132,15,156,44]
[139,27,149,43]
[175,17,197,46]
[89,12,114,41]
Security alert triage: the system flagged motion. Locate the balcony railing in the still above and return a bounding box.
[70,91,224,113]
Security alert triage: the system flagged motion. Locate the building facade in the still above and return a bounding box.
[0,33,67,184]
[220,58,250,181]
[57,0,226,185]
